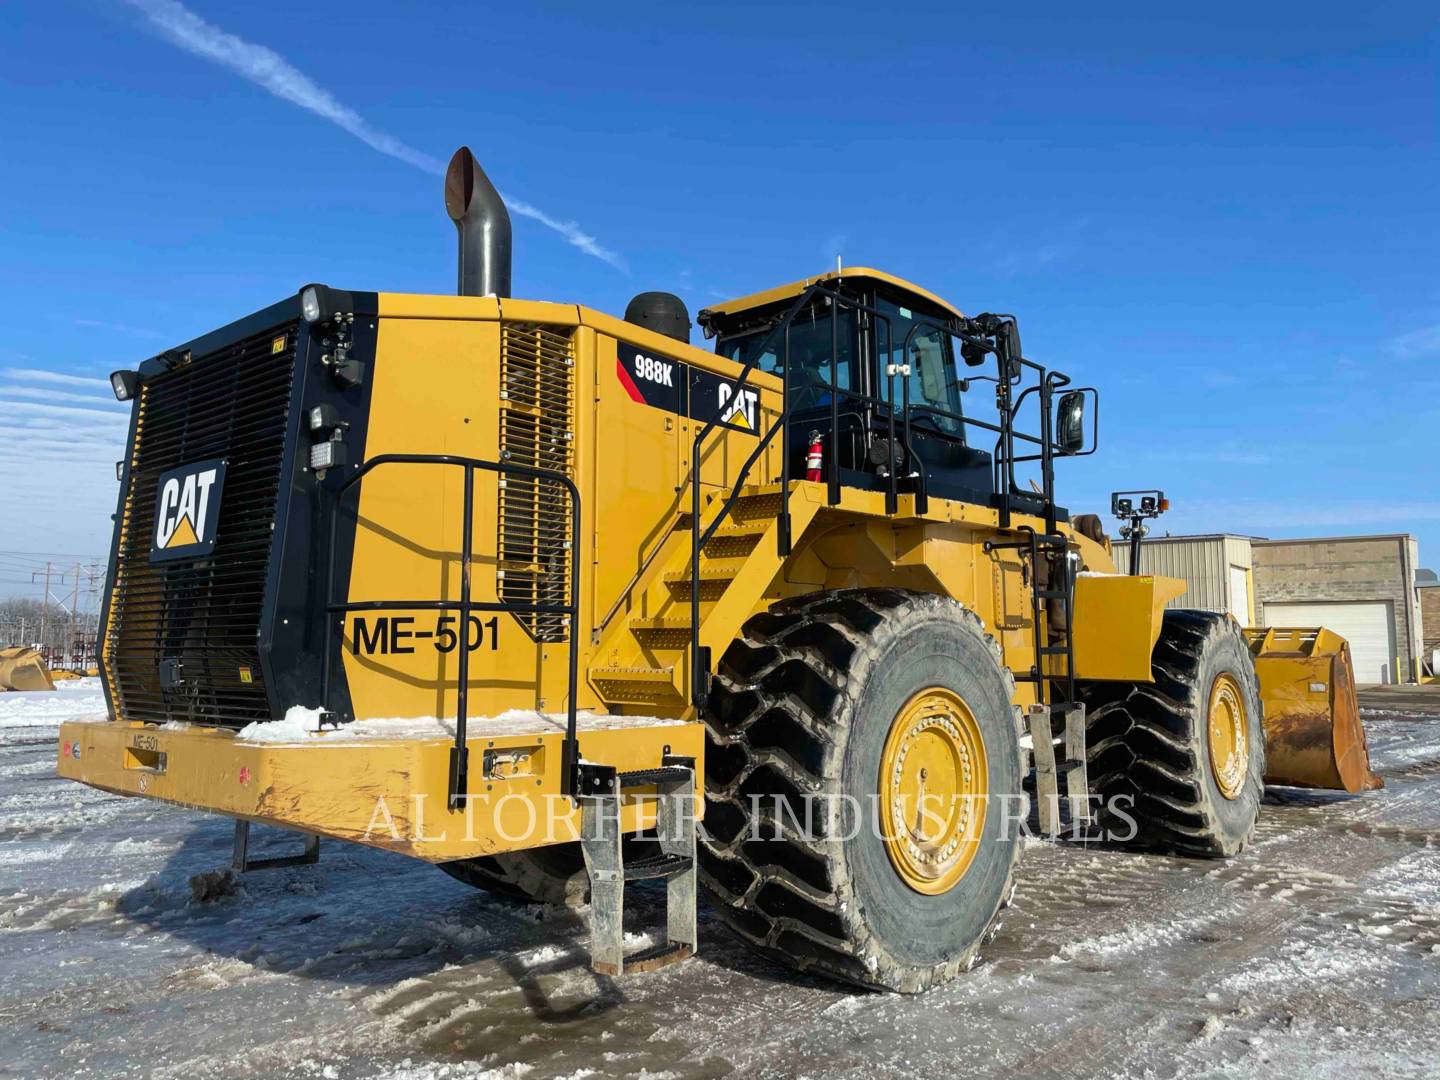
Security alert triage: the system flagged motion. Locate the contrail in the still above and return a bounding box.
[122,0,627,271]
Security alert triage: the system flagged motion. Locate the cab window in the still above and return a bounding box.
[717,303,857,407]
[874,297,963,434]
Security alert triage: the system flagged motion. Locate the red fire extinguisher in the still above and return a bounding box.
[805,431,824,482]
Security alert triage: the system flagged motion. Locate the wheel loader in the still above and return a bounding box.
[58,147,1379,992]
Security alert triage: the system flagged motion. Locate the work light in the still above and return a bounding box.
[309,440,348,470]
[110,370,139,401]
[301,286,322,324]
[308,403,342,432]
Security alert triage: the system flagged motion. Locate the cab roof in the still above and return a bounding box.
[701,267,965,324]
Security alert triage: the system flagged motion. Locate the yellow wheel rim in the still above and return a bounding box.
[879,687,988,895]
[1207,672,1249,801]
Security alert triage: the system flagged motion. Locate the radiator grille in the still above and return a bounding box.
[497,322,576,642]
[103,323,298,726]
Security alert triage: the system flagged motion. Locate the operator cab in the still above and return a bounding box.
[698,268,996,505]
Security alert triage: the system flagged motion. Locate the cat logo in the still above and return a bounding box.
[716,382,759,432]
[150,458,227,563]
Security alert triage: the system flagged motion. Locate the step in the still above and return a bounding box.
[701,524,767,560]
[623,852,692,881]
[618,765,694,788]
[591,665,683,706]
[629,616,693,631]
[709,521,768,540]
[705,489,784,523]
[591,665,677,684]
[614,941,694,974]
[663,558,747,585]
[627,617,695,649]
[579,758,698,977]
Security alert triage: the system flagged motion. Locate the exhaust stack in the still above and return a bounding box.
[444,146,512,298]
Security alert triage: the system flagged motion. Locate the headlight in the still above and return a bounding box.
[110,370,139,401]
[308,403,342,432]
[309,440,348,471]
[300,286,322,324]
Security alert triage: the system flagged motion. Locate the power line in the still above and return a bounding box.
[0,549,109,560]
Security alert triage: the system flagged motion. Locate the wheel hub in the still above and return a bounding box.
[879,687,988,895]
[1207,672,1249,801]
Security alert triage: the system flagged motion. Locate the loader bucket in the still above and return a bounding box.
[1242,627,1381,793]
[0,646,56,692]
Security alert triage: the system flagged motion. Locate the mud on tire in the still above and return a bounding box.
[699,588,1023,992]
[1079,610,1265,858]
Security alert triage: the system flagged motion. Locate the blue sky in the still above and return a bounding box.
[1,0,1436,602]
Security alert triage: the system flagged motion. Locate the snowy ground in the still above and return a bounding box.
[2,681,1438,1079]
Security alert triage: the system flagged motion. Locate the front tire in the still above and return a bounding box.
[1080,610,1265,857]
[700,589,1023,992]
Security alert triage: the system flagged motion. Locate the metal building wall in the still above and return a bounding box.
[1116,535,1254,619]
[1253,534,1421,682]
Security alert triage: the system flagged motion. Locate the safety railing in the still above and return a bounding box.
[688,284,907,707]
[687,283,1093,709]
[322,453,582,807]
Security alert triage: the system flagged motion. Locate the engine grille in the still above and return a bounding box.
[103,322,298,726]
[497,322,576,641]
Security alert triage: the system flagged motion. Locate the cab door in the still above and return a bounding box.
[873,300,993,501]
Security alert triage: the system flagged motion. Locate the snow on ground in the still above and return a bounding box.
[0,677,106,728]
[1,688,1438,1078]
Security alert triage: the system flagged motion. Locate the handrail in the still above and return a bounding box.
[323,452,583,806]
[686,284,1091,709]
[690,285,819,709]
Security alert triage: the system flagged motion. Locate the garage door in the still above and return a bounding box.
[1263,601,1396,684]
[1227,565,1252,624]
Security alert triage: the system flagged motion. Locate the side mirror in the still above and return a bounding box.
[1002,319,1022,364]
[1056,390,1085,454]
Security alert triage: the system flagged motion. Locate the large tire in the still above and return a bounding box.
[1080,610,1264,858]
[438,846,588,907]
[700,588,1023,992]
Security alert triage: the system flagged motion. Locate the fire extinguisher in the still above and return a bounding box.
[805,431,824,482]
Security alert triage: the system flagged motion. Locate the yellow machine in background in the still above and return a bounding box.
[58,147,1378,992]
[0,646,54,692]
[1245,627,1382,792]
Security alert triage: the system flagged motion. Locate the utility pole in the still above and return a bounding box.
[69,562,81,668]
[39,562,52,659]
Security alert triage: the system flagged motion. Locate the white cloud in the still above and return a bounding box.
[0,400,131,424]
[2,386,128,408]
[123,0,626,271]
[504,196,627,273]
[1388,323,1440,359]
[3,368,110,390]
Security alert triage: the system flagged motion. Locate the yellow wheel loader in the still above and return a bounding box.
[0,646,55,692]
[59,147,1378,991]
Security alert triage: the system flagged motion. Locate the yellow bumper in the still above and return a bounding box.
[56,718,704,862]
[1071,573,1187,681]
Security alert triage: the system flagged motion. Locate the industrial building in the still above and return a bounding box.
[1118,534,1255,623]
[1415,569,1438,675]
[1125,532,1425,685]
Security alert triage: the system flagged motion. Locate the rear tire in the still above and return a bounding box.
[700,588,1023,992]
[438,846,588,907]
[1080,610,1264,857]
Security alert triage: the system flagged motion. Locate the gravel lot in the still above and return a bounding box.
[2,680,1437,1079]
